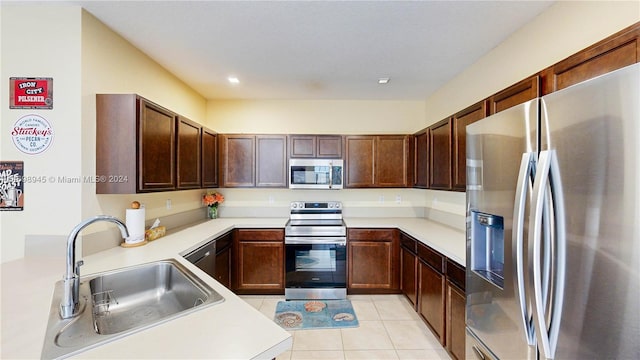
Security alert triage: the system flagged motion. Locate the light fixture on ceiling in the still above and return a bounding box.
[378,77,390,84]
[228,76,240,84]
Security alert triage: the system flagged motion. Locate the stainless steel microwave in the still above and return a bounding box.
[289,159,343,189]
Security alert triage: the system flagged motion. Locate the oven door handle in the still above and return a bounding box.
[285,237,346,245]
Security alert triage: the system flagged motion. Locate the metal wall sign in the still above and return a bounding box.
[0,161,24,211]
[9,77,53,109]
[10,114,55,155]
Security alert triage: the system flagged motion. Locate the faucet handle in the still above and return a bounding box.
[75,260,84,276]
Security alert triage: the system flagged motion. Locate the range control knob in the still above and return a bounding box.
[335,202,341,209]
[328,203,334,208]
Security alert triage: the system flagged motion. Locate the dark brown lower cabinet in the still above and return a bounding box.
[446,281,466,360]
[233,229,284,294]
[214,232,233,289]
[347,228,400,293]
[419,260,446,344]
[401,247,418,308]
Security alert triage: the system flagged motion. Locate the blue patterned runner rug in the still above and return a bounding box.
[274,299,359,330]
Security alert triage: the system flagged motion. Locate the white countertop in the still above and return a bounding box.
[0,216,465,359]
[344,217,466,266]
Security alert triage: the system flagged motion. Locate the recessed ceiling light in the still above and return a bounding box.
[378,78,390,84]
[228,76,240,84]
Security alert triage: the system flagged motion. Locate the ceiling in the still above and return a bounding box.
[26,1,554,100]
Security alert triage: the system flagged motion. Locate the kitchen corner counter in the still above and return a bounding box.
[1,216,465,359]
[344,217,466,266]
[1,217,291,360]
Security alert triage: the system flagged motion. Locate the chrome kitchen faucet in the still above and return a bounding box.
[60,215,129,319]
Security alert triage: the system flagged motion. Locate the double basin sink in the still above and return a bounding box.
[41,259,224,359]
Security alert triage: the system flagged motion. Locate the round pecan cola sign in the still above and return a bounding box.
[11,114,54,154]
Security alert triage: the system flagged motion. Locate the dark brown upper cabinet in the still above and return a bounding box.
[429,118,453,190]
[376,135,410,187]
[256,135,287,187]
[201,127,218,188]
[96,94,177,193]
[345,136,375,187]
[541,23,640,95]
[488,75,539,115]
[220,134,255,187]
[289,135,342,158]
[452,101,487,191]
[176,117,202,189]
[345,135,409,188]
[220,134,287,188]
[138,99,176,192]
[413,128,429,189]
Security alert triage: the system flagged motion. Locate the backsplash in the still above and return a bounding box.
[26,188,465,258]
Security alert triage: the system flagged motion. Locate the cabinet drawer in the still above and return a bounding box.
[418,243,444,273]
[235,229,284,241]
[348,228,395,242]
[400,232,417,254]
[446,259,465,291]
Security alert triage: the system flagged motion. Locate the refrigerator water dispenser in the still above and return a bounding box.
[471,211,504,289]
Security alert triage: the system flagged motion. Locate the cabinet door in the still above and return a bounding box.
[215,247,231,289]
[201,127,218,188]
[176,117,202,189]
[429,118,452,190]
[401,247,418,309]
[452,101,486,191]
[221,135,255,187]
[236,241,284,292]
[348,241,394,290]
[413,129,429,188]
[347,229,400,293]
[541,23,640,95]
[488,75,539,115]
[446,281,466,360]
[376,135,409,187]
[289,135,316,158]
[138,99,176,192]
[256,135,287,187]
[234,229,284,294]
[345,136,375,187]
[317,135,343,158]
[419,260,445,344]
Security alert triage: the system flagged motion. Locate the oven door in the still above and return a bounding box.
[285,240,347,299]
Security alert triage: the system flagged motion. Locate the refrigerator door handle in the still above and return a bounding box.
[529,149,566,360]
[513,152,536,345]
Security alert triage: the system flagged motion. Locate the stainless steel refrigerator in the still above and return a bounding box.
[465,63,640,360]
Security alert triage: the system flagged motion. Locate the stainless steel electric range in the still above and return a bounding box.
[284,201,347,300]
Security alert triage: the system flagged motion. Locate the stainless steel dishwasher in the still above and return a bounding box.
[184,240,216,277]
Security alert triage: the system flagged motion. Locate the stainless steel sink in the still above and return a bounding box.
[41,259,224,359]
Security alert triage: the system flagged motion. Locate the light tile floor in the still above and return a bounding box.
[239,294,452,360]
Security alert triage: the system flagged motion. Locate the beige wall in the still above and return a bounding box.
[424,1,640,126]
[1,6,83,262]
[80,10,208,230]
[207,99,425,134]
[0,7,209,262]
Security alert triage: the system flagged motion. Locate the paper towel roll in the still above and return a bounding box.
[125,208,146,244]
